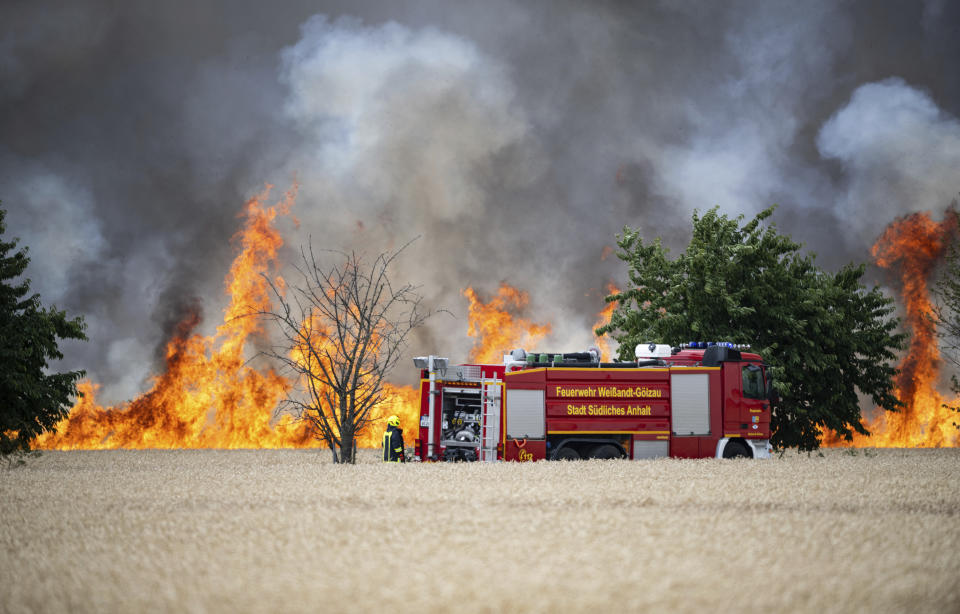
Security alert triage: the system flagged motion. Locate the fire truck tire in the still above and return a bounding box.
[722,440,751,458]
[588,444,622,460]
[554,446,580,461]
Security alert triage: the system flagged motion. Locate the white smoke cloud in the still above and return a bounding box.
[273,16,546,360]
[279,16,532,226]
[649,0,849,220]
[818,78,960,244]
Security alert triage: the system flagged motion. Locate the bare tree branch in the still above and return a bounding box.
[253,238,429,463]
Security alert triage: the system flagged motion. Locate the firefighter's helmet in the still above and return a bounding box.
[387,415,400,427]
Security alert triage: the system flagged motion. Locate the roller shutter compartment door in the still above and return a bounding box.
[632,439,669,459]
[670,373,710,436]
[506,389,545,439]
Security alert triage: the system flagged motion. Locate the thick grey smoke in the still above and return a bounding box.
[273,16,539,355]
[818,78,960,247]
[1,0,958,403]
[646,2,852,222]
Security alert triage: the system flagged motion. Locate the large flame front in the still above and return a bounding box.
[35,195,574,450]
[828,210,959,447]
[43,197,958,450]
[34,187,317,449]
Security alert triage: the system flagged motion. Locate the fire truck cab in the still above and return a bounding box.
[412,342,773,462]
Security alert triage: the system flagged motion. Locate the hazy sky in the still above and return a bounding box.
[2,0,959,402]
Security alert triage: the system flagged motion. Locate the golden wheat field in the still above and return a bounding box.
[1,448,958,614]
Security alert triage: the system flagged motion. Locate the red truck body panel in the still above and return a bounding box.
[414,347,771,461]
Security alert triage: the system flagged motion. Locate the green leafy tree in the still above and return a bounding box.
[933,225,960,432]
[598,206,905,451]
[0,205,87,461]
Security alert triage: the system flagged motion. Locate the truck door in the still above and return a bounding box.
[722,362,770,436]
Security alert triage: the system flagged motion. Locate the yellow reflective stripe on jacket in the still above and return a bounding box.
[383,429,401,462]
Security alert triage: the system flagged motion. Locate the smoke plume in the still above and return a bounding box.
[1,0,958,402]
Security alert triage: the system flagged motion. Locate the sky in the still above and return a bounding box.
[2,0,959,403]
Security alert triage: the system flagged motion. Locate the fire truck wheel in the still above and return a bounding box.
[554,446,580,461]
[722,440,751,458]
[588,444,622,460]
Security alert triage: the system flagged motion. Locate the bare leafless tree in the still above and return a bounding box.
[259,240,428,463]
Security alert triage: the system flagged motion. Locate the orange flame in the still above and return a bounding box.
[593,283,620,362]
[462,284,552,363]
[34,186,316,449]
[826,210,959,447]
[288,308,421,447]
[359,383,421,447]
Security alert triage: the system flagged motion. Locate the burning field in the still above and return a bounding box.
[30,187,432,450]
[31,186,960,452]
[2,448,957,613]
[29,187,604,452]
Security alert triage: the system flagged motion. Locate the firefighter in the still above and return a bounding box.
[382,415,405,462]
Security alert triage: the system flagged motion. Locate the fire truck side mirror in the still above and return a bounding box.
[766,372,780,404]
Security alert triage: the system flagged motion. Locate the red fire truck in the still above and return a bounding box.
[411,342,772,461]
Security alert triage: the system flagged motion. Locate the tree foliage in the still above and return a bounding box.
[598,206,905,451]
[933,229,960,431]
[260,240,428,463]
[0,204,87,460]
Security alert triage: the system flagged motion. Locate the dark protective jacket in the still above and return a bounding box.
[382,425,405,462]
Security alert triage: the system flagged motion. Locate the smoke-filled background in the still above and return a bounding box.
[2,0,959,405]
